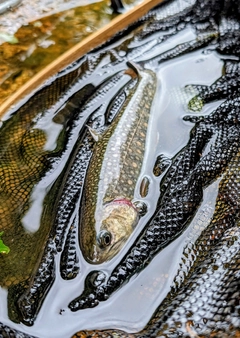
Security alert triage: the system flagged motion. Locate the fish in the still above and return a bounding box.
[68,0,240,308]
[71,72,240,335]
[69,94,240,311]
[14,71,135,326]
[2,228,240,336]
[79,62,157,264]
[3,0,240,331]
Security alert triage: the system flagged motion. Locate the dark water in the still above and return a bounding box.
[0,0,236,336]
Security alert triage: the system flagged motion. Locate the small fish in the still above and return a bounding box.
[79,62,157,264]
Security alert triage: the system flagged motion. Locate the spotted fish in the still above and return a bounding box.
[79,62,157,264]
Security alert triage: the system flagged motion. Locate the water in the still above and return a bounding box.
[0,0,139,105]
[0,32,224,336]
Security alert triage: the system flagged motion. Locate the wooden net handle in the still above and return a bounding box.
[0,0,164,116]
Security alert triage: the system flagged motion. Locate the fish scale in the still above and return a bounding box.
[103,83,154,201]
[54,74,137,253]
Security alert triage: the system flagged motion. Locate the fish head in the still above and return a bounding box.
[94,198,139,263]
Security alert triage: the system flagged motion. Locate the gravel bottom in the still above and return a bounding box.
[0,0,98,34]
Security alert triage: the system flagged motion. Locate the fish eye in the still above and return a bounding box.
[97,230,112,248]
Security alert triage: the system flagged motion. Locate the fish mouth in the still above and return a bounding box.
[108,233,130,252]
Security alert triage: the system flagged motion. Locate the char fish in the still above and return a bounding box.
[3,0,240,332]
[69,94,240,310]
[79,62,157,264]
[14,71,135,326]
